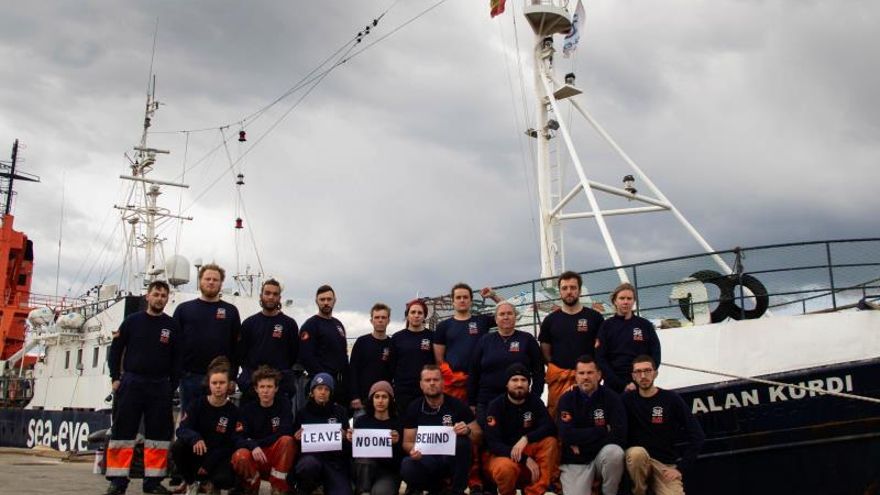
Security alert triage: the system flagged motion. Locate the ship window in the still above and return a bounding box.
[92,347,100,368]
[65,351,70,369]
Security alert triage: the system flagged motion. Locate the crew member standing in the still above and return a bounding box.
[433,283,500,401]
[173,263,241,412]
[298,285,351,408]
[623,355,704,495]
[105,280,179,495]
[538,271,604,418]
[483,364,557,495]
[390,299,436,414]
[237,279,299,403]
[595,283,661,393]
[349,303,395,414]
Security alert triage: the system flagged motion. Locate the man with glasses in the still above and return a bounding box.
[623,355,704,495]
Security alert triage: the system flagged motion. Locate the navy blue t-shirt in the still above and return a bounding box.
[390,329,435,398]
[622,389,704,469]
[402,394,475,429]
[109,311,180,381]
[557,385,626,464]
[538,307,604,369]
[468,330,545,406]
[349,333,394,402]
[485,393,555,458]
[173,299,241,374]
[298,315,348,377]
[434,314,496,372]
[595,314,661,392]
[238,396,294,450]
[238,312,299,372]
[176,396,242,450]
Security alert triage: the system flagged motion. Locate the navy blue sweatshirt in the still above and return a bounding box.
[390,329,435,399]
[434,314,496,372]
[298,315,348,378]
[295,399,350,462]
[556,385,626,464]
[349,334,394,402]
[238,312,299,372]
[402,394,474,429]
[238,396,294,450]
[622,389,704,469]
[484,393,555,459]
[109,311,180,382]
[177,396,243,450]
[468,331,545,406]
[173,299,241,374]
[595,315,661,392]
[538,307,604,369]
[353,414,403,469]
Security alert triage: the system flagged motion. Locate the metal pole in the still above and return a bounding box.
[5,139,18,216]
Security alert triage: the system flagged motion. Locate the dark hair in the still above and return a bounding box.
[576,354,597,367]
[261,278,282,292]
[251,365,282,387]
[420,364,441,378]
[558,271,582,289]
[199,263,226,282]
[632,354,656,369]
[365,390,398,419]
[147,280,170,293]
[450,282,473,299]
[611,282,637,303]
[205,356,232,385]
[370,302,391,316]
[316,284,335,297]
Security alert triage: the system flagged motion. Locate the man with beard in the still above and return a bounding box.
[538,271,604,419]
[401,365,481,495]
[173,263,242,412]
[237,279,299,404]
[556,355,626,495]
[105,280,179,495]
[623,355,704,495]
[349,303,395,414]
[483,364,557,495]
[299,285,351,409]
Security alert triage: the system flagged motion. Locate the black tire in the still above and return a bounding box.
[727,274,770,320]
[678,270,736,323]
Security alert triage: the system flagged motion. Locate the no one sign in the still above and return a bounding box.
[352,429,393,458]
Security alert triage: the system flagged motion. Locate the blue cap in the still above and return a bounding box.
[310,372,335,393]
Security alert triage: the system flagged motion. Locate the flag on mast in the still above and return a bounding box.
[490,0,506,18]
[563,0,586,57]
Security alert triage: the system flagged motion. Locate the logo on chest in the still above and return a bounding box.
[272,324,284,338]
[381,347,391,362]
[216,416,229,433]
[159,329,171,344]
[336,325,346,338]
[509,341,520,353]
[522,411,533,428]
[577,319,589,333]
[593,408,606,427]
[468,322,479,335]
[271,416,281,432]
[442,414,453,427]
[420,338,431,351]
[216,308,226,320]
[328,417,339,424]
[632,328,644,342]
[651,406,664,424]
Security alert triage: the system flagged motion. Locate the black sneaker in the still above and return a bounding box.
[104,484,126,495]
[143,484,173,495]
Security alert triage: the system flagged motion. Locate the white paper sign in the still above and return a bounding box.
[352,429,393,458]
[414,425,456,456]
[301,423,343,453]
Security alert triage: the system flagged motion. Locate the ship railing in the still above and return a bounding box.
[424,238,880,333]
[27,293,122,322]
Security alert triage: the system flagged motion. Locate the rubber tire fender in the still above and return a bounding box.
[727,274,770,320]
[678,270,737,323]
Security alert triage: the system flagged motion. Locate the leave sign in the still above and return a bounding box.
[301,423,343,453]
[352,429,393,458]
[414,425,456,455]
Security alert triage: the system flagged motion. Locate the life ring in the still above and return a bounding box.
[678,270,736,323]
[727,274,769,320]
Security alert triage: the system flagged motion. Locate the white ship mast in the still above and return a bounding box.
[114,76,192,293]
[523,1,733,282]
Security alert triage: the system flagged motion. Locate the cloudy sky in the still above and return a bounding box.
[1,0,877,331]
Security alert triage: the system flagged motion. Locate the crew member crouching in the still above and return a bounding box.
[483,364,558,495]
[292,373,352,495]
[231,366,295,495]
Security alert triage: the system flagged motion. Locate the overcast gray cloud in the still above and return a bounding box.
[1,0,878,331]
